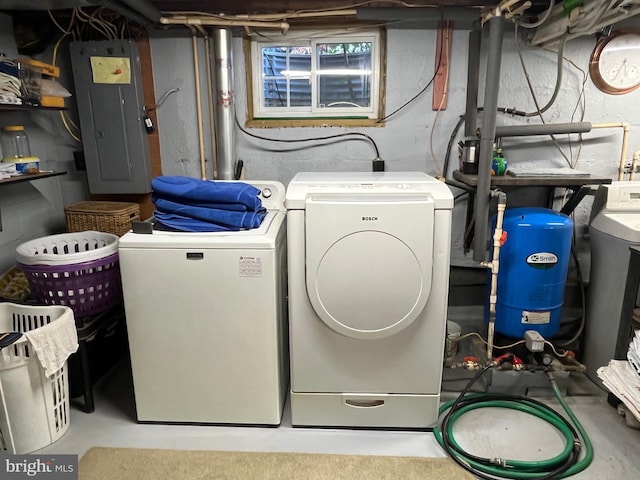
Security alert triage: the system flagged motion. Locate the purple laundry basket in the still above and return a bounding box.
[18,253,122,318]
[16,231,122,318]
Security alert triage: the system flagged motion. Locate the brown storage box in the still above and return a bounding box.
[65,201,140,236]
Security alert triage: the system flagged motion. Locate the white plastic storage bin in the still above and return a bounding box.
[0,303,73,454]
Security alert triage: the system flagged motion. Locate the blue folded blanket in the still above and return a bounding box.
[154,198,266,230]
[151,194,250,212]
[154,213,248,232]
[152,176,262,211]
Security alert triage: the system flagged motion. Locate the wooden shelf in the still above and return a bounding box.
[453,170,612,188]
[0,171,67,186]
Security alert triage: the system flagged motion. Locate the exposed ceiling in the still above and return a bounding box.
[148,1,499,15]
[3,1,639,48]
[0,1,502,16]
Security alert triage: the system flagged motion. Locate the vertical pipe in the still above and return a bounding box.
[191,28,207,180]
[464,26,481,138]
[473,16,504,262]
[201,28,219,179]
[213,27,236,180]
[631,151,640,181]
[484,191,507,360]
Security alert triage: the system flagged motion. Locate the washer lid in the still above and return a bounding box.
[305,195,435,339]
[118,210,284,249]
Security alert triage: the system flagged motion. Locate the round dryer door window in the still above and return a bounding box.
[309,231,425,339]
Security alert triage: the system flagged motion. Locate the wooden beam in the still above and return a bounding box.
[151,1,495,16]
[432,20,452,111]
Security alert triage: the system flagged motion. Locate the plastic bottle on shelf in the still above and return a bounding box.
[1,125,40,173]
[491,147,508,176]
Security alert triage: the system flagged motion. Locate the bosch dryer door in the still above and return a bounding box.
[305,194,435,340]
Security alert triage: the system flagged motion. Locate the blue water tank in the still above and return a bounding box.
[487,207,573,339]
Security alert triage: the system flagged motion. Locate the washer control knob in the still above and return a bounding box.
[262,187,272,198]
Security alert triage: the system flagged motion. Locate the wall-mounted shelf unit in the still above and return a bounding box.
[0,103,68,185]
[453,170,612,253]
[0,171,66,186]
[0,104,65,112]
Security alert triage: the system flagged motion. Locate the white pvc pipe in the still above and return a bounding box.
[161,16,289,31]
[191,28,207,180]
[591,122,630,181]
[482,192,508,360]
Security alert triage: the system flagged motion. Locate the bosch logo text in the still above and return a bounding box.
[361,216,378,221]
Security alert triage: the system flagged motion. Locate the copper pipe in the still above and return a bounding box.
[591,122,630,181]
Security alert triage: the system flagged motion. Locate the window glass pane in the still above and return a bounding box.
[289,79,312,106]
[316,42,372,109]
[261,46,311,108]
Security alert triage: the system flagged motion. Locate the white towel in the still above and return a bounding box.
[23,307,79,377]
[0,162,17,179]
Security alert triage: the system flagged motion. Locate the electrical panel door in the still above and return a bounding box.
[70,40,152,194]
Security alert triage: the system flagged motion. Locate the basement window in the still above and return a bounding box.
[245,28,385,126]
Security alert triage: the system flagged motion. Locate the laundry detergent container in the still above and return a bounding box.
[487,207,573,339]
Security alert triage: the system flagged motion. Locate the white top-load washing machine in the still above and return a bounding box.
[118,181,288,425]
[286,172,453,428]
[585,181,640,385]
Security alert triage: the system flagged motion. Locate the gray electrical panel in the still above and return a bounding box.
[70,40,152,194]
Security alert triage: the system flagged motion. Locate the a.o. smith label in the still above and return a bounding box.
[0,455,77,479]
[526,252,558,269]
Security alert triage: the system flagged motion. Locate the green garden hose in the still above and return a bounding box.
[434,365,594,479]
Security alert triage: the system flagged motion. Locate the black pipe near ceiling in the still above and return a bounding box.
[115,0,162,22]
[87,0,161,25]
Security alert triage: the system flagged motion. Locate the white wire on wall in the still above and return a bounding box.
[48,6,129,143]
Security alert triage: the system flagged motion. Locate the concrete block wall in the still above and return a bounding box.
[150,23,640,278]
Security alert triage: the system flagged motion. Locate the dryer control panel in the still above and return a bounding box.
[286,172,453,210]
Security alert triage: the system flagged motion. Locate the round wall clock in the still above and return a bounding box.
[589,30,640,95]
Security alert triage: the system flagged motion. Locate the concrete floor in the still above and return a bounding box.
[30,305,640,479]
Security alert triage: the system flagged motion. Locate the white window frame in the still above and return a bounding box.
[249,28,383,121]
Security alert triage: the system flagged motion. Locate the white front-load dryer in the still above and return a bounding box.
[286,172,453,428]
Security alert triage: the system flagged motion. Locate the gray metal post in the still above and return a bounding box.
[473,15,504,262]
[465,26,481,138]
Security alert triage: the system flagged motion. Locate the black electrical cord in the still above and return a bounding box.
[376,8,445,124]
[443,114,466,178]
[234,114,381,159]
[434,364,593,479]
